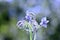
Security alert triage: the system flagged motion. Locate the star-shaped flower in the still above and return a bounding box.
[40,17,49,28]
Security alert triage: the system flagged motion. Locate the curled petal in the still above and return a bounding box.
[40,22,47,28]
[41,17,47,22]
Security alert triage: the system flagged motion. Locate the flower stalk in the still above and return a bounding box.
[30,31,33,40]
[34,32,36,40]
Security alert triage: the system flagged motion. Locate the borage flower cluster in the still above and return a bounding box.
[17,11,49,40]
[17,11,49,32]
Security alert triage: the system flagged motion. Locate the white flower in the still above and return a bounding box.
[40,17,49,28]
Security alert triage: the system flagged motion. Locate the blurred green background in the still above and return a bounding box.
[0,1,28,40]
[0,0,60,40]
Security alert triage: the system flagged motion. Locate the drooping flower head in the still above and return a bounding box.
[40,17,49,28]
[17,20,25,29]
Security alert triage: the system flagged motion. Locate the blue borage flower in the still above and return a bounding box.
[40,17,49,28]
[25,11,36,21]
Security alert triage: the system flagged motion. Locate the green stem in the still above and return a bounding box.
[30,31,32,40]
[34,32,36,40]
